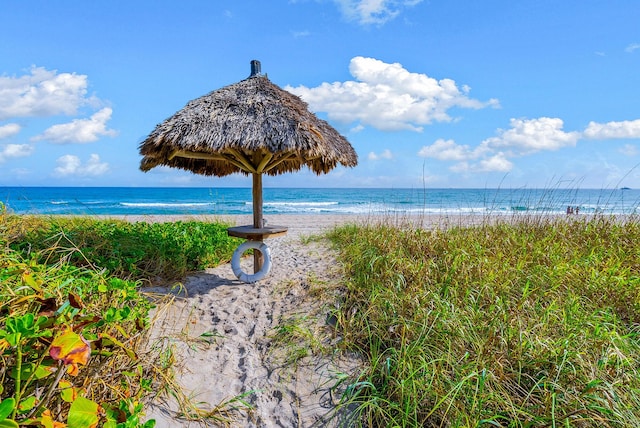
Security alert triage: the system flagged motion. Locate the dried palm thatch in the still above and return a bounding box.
[139,62,357,177]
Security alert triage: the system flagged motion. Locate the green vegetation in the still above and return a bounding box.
[329,216,640,427]
[6,216,240,282]
[0,212,240,427]
[6,208,639,427]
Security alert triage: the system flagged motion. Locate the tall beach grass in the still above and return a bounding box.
[328,214,640,427]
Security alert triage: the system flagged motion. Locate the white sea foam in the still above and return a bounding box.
[120,202,215,207]
[263,201,339,207]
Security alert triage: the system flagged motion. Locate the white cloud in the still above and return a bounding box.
[625,43,640,53]
[619,144,638,156]
[32,107,117,144]
[287,56,498,132]
[418,138,482,161]
[0,66,96,120]
[421,116,640,176]
[582,119,640,139]
[481,117,580,155]
[419,138,509,173]
[476,153,513,173]
[445,153,512,174]
[332,0,422,25]
[368,149,393,160]
[0,143,34,162]
[54,154,109,177]
[419,117,580,174]
[0,123,21,139]
[449,161,470,173]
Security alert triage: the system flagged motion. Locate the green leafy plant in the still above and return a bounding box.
[0,249,156,427]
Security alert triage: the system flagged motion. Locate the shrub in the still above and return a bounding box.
[6,217,241,282]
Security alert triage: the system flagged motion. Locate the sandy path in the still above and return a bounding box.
[143,215,363,427]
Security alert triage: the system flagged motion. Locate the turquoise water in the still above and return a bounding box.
[1,187,639,216]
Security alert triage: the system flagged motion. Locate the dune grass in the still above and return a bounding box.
[328,215,640,427]
[0,212,241,427]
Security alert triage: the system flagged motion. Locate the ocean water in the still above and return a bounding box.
[1,187,639,216]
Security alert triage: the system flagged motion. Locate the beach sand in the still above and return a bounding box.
[141,214,368,428]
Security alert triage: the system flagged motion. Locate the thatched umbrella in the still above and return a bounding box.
[139,60,357,277]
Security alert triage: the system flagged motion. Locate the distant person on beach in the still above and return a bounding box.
[566,206,580,215]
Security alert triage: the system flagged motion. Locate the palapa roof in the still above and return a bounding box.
[139,63,357,177]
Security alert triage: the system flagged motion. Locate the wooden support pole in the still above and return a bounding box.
[252,171,264,273]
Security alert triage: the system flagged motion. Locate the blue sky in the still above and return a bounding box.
[1,0,639,189]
